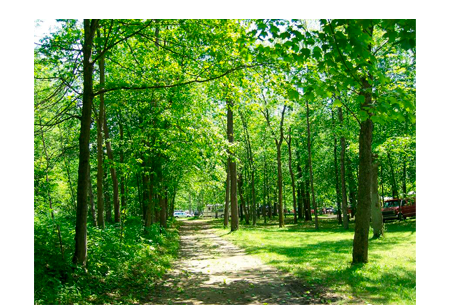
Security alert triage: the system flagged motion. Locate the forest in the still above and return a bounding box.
[34,19,416,304]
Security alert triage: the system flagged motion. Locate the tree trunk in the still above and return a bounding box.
[103,113,120,223]
[263,153,267,224]
[227,100,239,232]
[287,128,297,224]
[242,171,251,225]
[296,162,305,220]
[224,160,230,227]
[238,173,249,225]
[402,160,407,197]
[96,44,105,228]
[276,142,284,227]
[119,119,126,209]
[273,195,277,216]
[155,193,160,225]
[145,173,154,228]
[371,156,383,238]
[304,173,312,221]
[380,164,385,202]
[294,145,304,220]
[338,107,349,230]
[240,111,257,226]
[333,110,342,224]
[142,171,149,223]
[104,168,112,223]
[347,155,357,218]
[352,77,374,264]
[73,19,98,266]
[306,100,319,230]
[250,163,257,225]
[170,186,176,220]
[88,166,97,227]
[387,151,399,198]
[160,190,167,228]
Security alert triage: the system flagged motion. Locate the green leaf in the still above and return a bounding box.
[313,46,322,60]
[357,95,365,105]
[358,110,369,121]
[287,88,300,100]
[301,48,311,57]
[332,100,343,108]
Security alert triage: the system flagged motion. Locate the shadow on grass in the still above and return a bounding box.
[214,218,416,304]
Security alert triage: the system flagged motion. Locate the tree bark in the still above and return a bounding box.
[96,41,105,228]
[238,172,250,225]
[347,155,357,218]
[88,166,97,227]
[263,105,286,227]
[287,128,298,224]
[387,151,399,198]
[104,168,112,223]
[145,172,154,228]
[402,160,407,197]
[352,77,374,264]
[296,162,306,220]
[371,156,383,238]
[119,119,126,209]
[333,110,342,224]
[263,152,267,223]
[240,111,257,226]
[160,189,167,228]
[338,107,349,229]
[227,99,239,232]
[306,100,319,230]
[73,19,98,266]
[103,112,120,223]
[276,142,284,227]
[304,173,312,221]
[267,185,272,219]
[170,185,176,220]
[224,159,230,227]
[380,164,385,202]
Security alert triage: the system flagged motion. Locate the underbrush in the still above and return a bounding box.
[35,213,179,304]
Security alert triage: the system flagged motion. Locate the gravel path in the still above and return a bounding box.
[146,220,353,305]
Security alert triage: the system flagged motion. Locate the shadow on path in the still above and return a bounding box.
[146,220,360,305]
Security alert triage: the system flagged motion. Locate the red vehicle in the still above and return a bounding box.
[382,198,416,221]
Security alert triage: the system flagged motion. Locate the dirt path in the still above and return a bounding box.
[146,220,349,305]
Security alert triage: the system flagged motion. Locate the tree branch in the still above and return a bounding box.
[94,64,264,96]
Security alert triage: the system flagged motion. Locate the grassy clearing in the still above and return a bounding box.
[212,216,416,305]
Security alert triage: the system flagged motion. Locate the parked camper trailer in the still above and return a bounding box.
[203,204,224,218]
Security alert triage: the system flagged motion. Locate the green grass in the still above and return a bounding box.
[212,216,416,305]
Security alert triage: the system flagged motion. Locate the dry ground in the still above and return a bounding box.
[146,220,361,305]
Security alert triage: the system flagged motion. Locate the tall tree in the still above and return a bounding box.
[338,107,349,229]
[263,103,287,228]
[306,100,319,230]
[371,155,384,238]
[287,127,298,224]
[96,32,105,228]
[332,110,342,224]
[73,19,99,265]
[227,99,239,232]
[224,160,230,227]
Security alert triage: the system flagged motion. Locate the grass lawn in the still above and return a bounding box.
[212,215,416,305]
